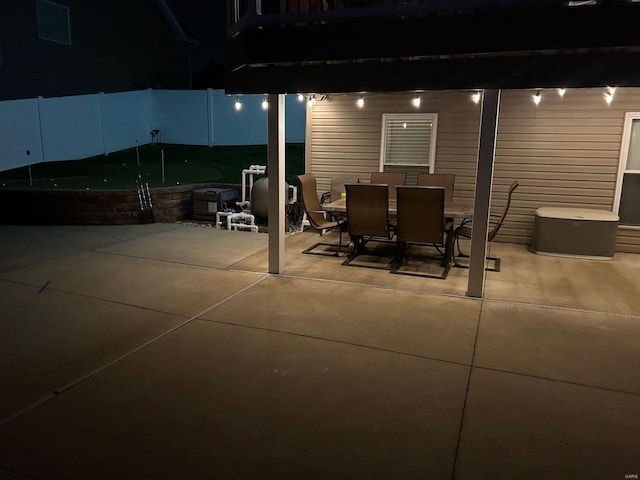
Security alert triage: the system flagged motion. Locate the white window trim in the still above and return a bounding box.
[37,0,72,45]
[613,111,640,230]
[379,113,438,172]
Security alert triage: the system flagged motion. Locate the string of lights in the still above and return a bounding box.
[230,86,618,111]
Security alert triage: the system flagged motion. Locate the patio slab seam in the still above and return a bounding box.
[263,271,484,303]
[469,365,640,398]
[481,296,640,321]
[91,249,269,272]
[0,275,271,429]
[193,315,473,370]
[197,274,640,399]
[0,278,199,318]
[260,270,640,322]
[450,291,485,480]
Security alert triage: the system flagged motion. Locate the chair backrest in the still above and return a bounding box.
[396,186,446,244]
[330,175,360,202]
[297,173,327,228]
[345,183,390,238]
[370,172,407,200]
[488,180,519,241]
[416,173,455,203]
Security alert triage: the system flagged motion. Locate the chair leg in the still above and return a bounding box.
[395,241,405,266]
[299,212,309,233]
[337,228,346,256]
[455,234,469,259]
[301,225,350,257]
[452,236,501,272]
[443,231,454,268]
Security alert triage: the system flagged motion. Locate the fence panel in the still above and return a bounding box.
[0,98,43,171]
[102,90,152,154]
[39,94,103,162]
[0,88,307,172]
[151,90,210,145]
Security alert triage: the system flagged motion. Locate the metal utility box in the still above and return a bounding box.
[192,188,240,221]
[531,207,619,259]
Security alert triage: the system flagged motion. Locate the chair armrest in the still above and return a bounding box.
[308,209,344,225]
[326,211,346,225]
[320,192,331,204]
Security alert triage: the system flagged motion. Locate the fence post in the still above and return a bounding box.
[98,92,107,155]
[207,88,215,147]
[36,96,46,162]
[147,88,154,147]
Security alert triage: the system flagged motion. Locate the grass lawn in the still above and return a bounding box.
[0,144,305,190]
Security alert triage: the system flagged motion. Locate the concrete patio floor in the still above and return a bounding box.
[0,223,638,479]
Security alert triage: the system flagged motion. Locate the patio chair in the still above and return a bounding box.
[370,172,407,200]
[320,175,361,204]
[391,186,454,279]
[342,183,396,269]
[452,179,519,272]
[416,173,456,203]
[297,173,348,256]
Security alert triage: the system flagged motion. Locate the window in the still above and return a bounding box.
[614,113,640,227]
[36,0,71,45]
[380,113,438,171]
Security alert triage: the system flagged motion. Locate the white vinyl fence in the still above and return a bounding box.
[0,89,306,172]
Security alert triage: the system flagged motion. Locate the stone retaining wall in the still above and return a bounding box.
[0,183,241,225]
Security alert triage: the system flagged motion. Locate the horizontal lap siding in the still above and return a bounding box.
[495,89,640,252]
[307,88,640,253]
[308,91,480,204]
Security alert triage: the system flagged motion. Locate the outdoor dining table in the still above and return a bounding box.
[322,198,473,222]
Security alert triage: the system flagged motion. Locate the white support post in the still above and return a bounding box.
[467,89,500,298]
[267,94,285,274]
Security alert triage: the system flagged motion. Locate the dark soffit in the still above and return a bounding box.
[224,2,640,93]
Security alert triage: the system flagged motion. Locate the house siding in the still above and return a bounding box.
[307,88,640,253]
[0,0,191,101]
[307,90,481,201]
[495,89,640,253]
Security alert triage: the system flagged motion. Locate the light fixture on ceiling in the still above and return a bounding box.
[604,87,615,105]
[308,95,316,107]
[297,93,305,102]
[356,96,365,108]
[533,90,542,105]
[558,88,567,97]
[261,96,269,110]
[234,97,242,111]
[471,91,481,104]
[412,95,421,108]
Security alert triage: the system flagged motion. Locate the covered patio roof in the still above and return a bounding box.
[225,0,640,93]
[224,0,640,297]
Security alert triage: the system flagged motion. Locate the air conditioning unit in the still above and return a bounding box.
[192,188,240,221]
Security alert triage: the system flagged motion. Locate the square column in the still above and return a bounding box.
[267,93,285,274]
[467,89,500,298]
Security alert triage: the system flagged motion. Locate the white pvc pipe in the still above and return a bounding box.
[216,211,233,229]
[241,165,266,204]
[227,211,259,233]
